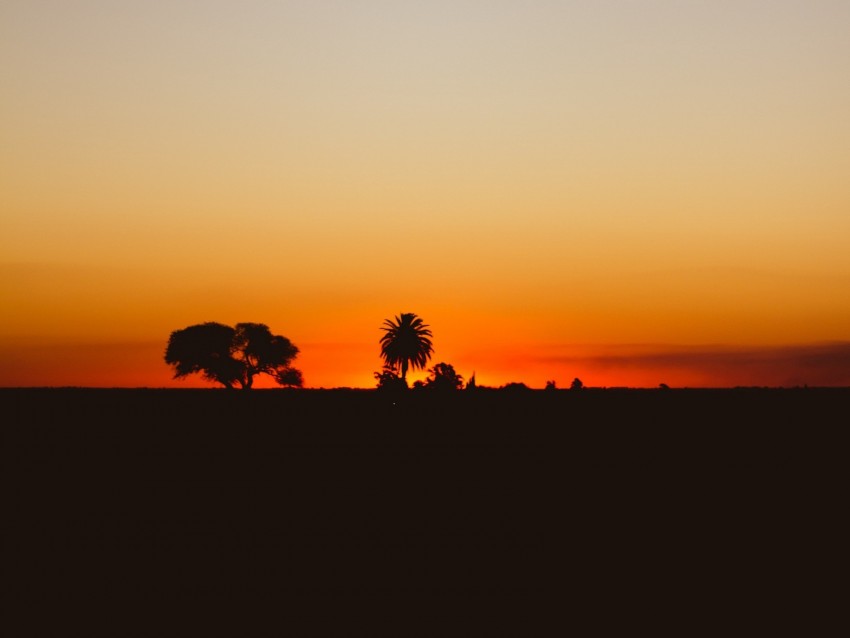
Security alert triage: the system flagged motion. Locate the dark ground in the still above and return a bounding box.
[2,387,847,636]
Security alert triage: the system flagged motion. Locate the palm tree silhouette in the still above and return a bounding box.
[379,312,434,383]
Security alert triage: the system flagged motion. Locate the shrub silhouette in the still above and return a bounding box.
[501,382,530,392]
[165,322,302,389]
[423,362,464,392]
[374,364,408,393]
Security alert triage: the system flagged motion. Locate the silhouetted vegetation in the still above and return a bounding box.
[570,377,584,390]
[421,362,464,392]
[374,364,408,393]
[379,312,433,383]
[164,322,302,389]
[501,381,531,391]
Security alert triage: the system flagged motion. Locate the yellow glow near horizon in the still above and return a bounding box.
[2,1,850,388]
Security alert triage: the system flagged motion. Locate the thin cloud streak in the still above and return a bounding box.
[540,343,850,388]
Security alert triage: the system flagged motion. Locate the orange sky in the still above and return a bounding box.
[2,1,850,389]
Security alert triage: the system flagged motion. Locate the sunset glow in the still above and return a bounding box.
[2,1,850,388]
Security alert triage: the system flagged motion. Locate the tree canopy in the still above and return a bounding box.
[423,362,464,391]
[379,312,433,382]
[164,322,302,389]
[374,364,408,393]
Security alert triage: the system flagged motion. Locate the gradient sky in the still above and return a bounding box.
[2,1,850,389]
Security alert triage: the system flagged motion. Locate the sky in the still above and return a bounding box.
[2,0,850,389]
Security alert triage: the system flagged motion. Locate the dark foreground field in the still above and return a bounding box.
[2,387,847,636]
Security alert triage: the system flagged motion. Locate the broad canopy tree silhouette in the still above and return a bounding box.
[422,362,464,391]
[165,322,303,389]
[378,312,434,386]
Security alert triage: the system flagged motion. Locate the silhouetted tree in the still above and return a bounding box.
[165,322,302,390]
[570,377,584,390]
[379,312,433,384]
[424,362,464,391]
[274,367,304,388]
[230,322,301,389]
[466,373,477,390]
[163,322,241,389]
[374,364,408,392]
[501,382,530,391]
[545,380,557,391]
